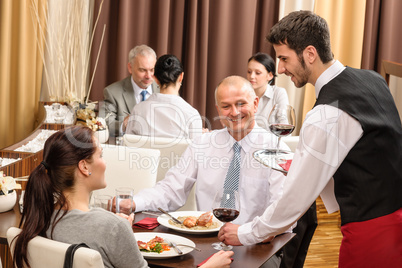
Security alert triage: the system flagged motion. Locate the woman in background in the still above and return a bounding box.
[247,52,289,131]
[11,126,231,268]
[126,54,206,139]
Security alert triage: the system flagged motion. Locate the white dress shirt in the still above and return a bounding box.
[125,93,203,139]
[119,78,154,135]
[131,77,153,103]
[255,84,289,131]
[134,125,291,226]
[238,60,364,245]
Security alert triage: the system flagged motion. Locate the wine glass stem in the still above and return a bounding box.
[276,137,282,156]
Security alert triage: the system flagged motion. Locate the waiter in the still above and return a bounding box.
[218,10,402,268]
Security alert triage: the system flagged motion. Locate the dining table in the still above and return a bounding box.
[0,201,295,268]
[132,212,295,268]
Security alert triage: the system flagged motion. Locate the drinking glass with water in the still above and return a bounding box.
[115,187,134,215]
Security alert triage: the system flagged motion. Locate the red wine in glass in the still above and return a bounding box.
[211,189,240,251]
[268,104,296,162]
[213,208,240,222]
[269,124,295,137]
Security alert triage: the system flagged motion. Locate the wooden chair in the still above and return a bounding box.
[7,227,104,268]
[381,60,402,85]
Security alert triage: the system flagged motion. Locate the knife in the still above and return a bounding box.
[142,211,163,217]
[157,207,183,225]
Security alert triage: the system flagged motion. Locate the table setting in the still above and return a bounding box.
[130,210,294,268]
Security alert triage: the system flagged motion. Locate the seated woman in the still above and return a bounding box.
[126,54,204,139]
[247,52,289,131]
[11,125,232,268]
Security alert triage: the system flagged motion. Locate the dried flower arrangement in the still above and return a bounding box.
[30,0,105,106]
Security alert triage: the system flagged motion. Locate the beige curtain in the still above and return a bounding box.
[90,0,280,130]
[0,0,46,149]
[277,0,315,134]
[299,0,367,124]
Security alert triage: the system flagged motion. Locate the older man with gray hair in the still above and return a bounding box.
[132,75,291,267]
[99,44,159,136]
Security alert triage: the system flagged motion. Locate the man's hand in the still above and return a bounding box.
[217,222,242,246]
[122,115,130,131]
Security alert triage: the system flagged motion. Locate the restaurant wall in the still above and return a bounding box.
[1,0,402,148]
[0,0,46,149]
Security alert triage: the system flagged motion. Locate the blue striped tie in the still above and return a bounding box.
[221,142,241,208]
[140,90,147,101]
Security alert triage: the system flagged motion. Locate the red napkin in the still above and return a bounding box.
[197,254,234,267]
[133,217,159,229]
[278,159,292,171]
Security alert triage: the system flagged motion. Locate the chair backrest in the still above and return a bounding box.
[381,60,402,85]
[381,60,402,122]
[122,134,196,211]
[92,145,160,198]
[6,227,104,268]
[282,135,299,152]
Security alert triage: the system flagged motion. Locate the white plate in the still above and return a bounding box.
[157,211,222,234]
[253,149,294,174]
[134,232,195,259]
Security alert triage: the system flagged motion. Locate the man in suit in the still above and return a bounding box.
[99,45,159,136]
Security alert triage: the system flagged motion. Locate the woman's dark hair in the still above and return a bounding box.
[248,52,277,84]
[12,125,96,268]
[154,54,183,88]
[267,10,333,64]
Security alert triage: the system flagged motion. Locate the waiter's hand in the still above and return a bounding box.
[218,222,242,246]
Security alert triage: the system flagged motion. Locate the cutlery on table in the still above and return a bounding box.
[173,243,201,252]
[164,239,183,255]
[157,207,183,225]
[142,211,163,217]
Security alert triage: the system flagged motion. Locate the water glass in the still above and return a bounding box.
[93,194,113,211]
[115,187,134,215]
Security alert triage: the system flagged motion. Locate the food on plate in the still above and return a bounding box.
[197,211,213,227]
[183,216,198,228]
[169,211,219,230]
[137,236,170,253]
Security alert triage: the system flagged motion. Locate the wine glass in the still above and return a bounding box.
[268,104,296,162]
[211,188,240,250]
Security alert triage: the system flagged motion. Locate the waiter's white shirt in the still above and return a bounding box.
[238,60,364,245]
[134,125,291,227]
[255,84,289,131]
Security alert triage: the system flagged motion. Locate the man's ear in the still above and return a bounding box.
[127,62,133,74]
[253,96,260,113]
[304,45,318,64]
